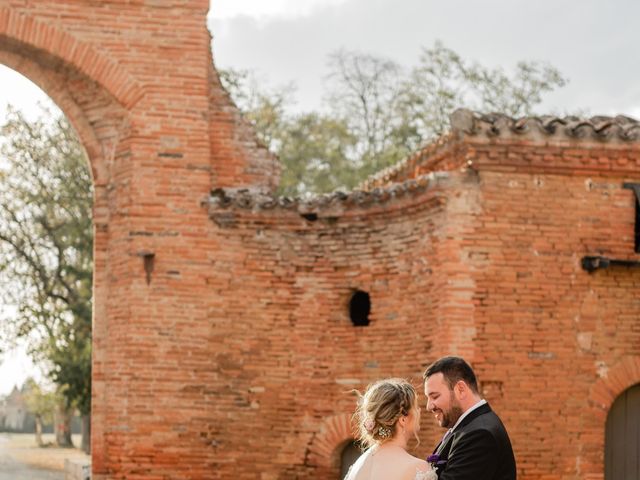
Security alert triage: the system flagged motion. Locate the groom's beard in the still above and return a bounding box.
[440,403,464,428]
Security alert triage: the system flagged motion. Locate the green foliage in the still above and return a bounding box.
[221,68,359,195]
[326,50,407,162]
[277,113,358,195]
[23,377,57,424]
[0,106,93,415]
[219,68,294,151]
[401,41,567,137]
[220,41,567,195]
[48,316,92,414]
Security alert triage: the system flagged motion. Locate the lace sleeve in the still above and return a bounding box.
[414,464,438,480]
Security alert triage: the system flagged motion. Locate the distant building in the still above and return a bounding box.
[0,384,80,434]
[0,385,28,431]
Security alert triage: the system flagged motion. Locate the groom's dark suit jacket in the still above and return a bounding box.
[433,403,516,480]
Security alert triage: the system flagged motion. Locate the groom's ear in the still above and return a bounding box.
[454,380,468,399]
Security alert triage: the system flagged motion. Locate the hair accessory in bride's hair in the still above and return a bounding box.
[364,418,375,432]
[377,425,392,439]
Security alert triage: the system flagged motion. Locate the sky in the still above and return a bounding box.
[207,0,640,118]
[0,340,42,396]
[4,0,640,122]
[2,0,640,394]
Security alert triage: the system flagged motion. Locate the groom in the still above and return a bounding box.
[423,356,517,480]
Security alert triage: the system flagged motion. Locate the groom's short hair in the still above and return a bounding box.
[423,356,479,393]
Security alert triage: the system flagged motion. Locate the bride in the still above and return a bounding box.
[345,378,437,480]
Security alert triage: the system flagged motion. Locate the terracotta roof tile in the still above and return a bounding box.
[205,173,443,216]
[450,108,640,141]
[363,109,640,188]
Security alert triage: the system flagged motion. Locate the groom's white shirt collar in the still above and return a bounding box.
[450,398,487,434]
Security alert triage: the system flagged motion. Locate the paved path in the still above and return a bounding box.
[0,435,63,480]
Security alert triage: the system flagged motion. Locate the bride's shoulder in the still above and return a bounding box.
[404,453,428,468]
[401,456,435,480]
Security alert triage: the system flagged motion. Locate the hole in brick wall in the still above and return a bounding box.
[301,213,318,222]
[349,290,371,327]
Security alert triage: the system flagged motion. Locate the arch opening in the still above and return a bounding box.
[339,440,363,478]
[605,383,640,480]
[0,53,119,455]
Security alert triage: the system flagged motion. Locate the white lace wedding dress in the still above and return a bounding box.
[344,447,437,480]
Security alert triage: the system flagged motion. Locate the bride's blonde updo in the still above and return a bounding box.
[354,378,418,448]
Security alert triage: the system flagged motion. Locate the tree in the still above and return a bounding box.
[328,42,568,176]
[23,377,56,447]
[218,68,294,151]
[277,112,358,195]
[220,69,359,195]
[0,106,93,451]
[325,49,409,173]
[400,41,567,139]
[220,42,567,195]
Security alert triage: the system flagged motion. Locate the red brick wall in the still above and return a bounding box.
[457,139,640,480]
[202,132,640,479]
[204,180,450,478]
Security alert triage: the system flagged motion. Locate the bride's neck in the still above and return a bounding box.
[381,436,408,451]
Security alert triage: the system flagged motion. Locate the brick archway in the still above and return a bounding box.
[1,14,136,472]
[0,8,144,110]
[308,413,355,469]
[0,49,111,184]
[590,356,640,416]
[581,356,640,479]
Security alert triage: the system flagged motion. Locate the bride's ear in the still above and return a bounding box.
[398,415,406,428]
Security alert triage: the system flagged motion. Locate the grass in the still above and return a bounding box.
[0,432,89,472]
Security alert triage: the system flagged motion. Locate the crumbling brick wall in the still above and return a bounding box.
[3,3,639,478]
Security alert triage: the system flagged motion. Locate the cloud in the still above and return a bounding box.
[208,0,349,21]
[210,0,640,117]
